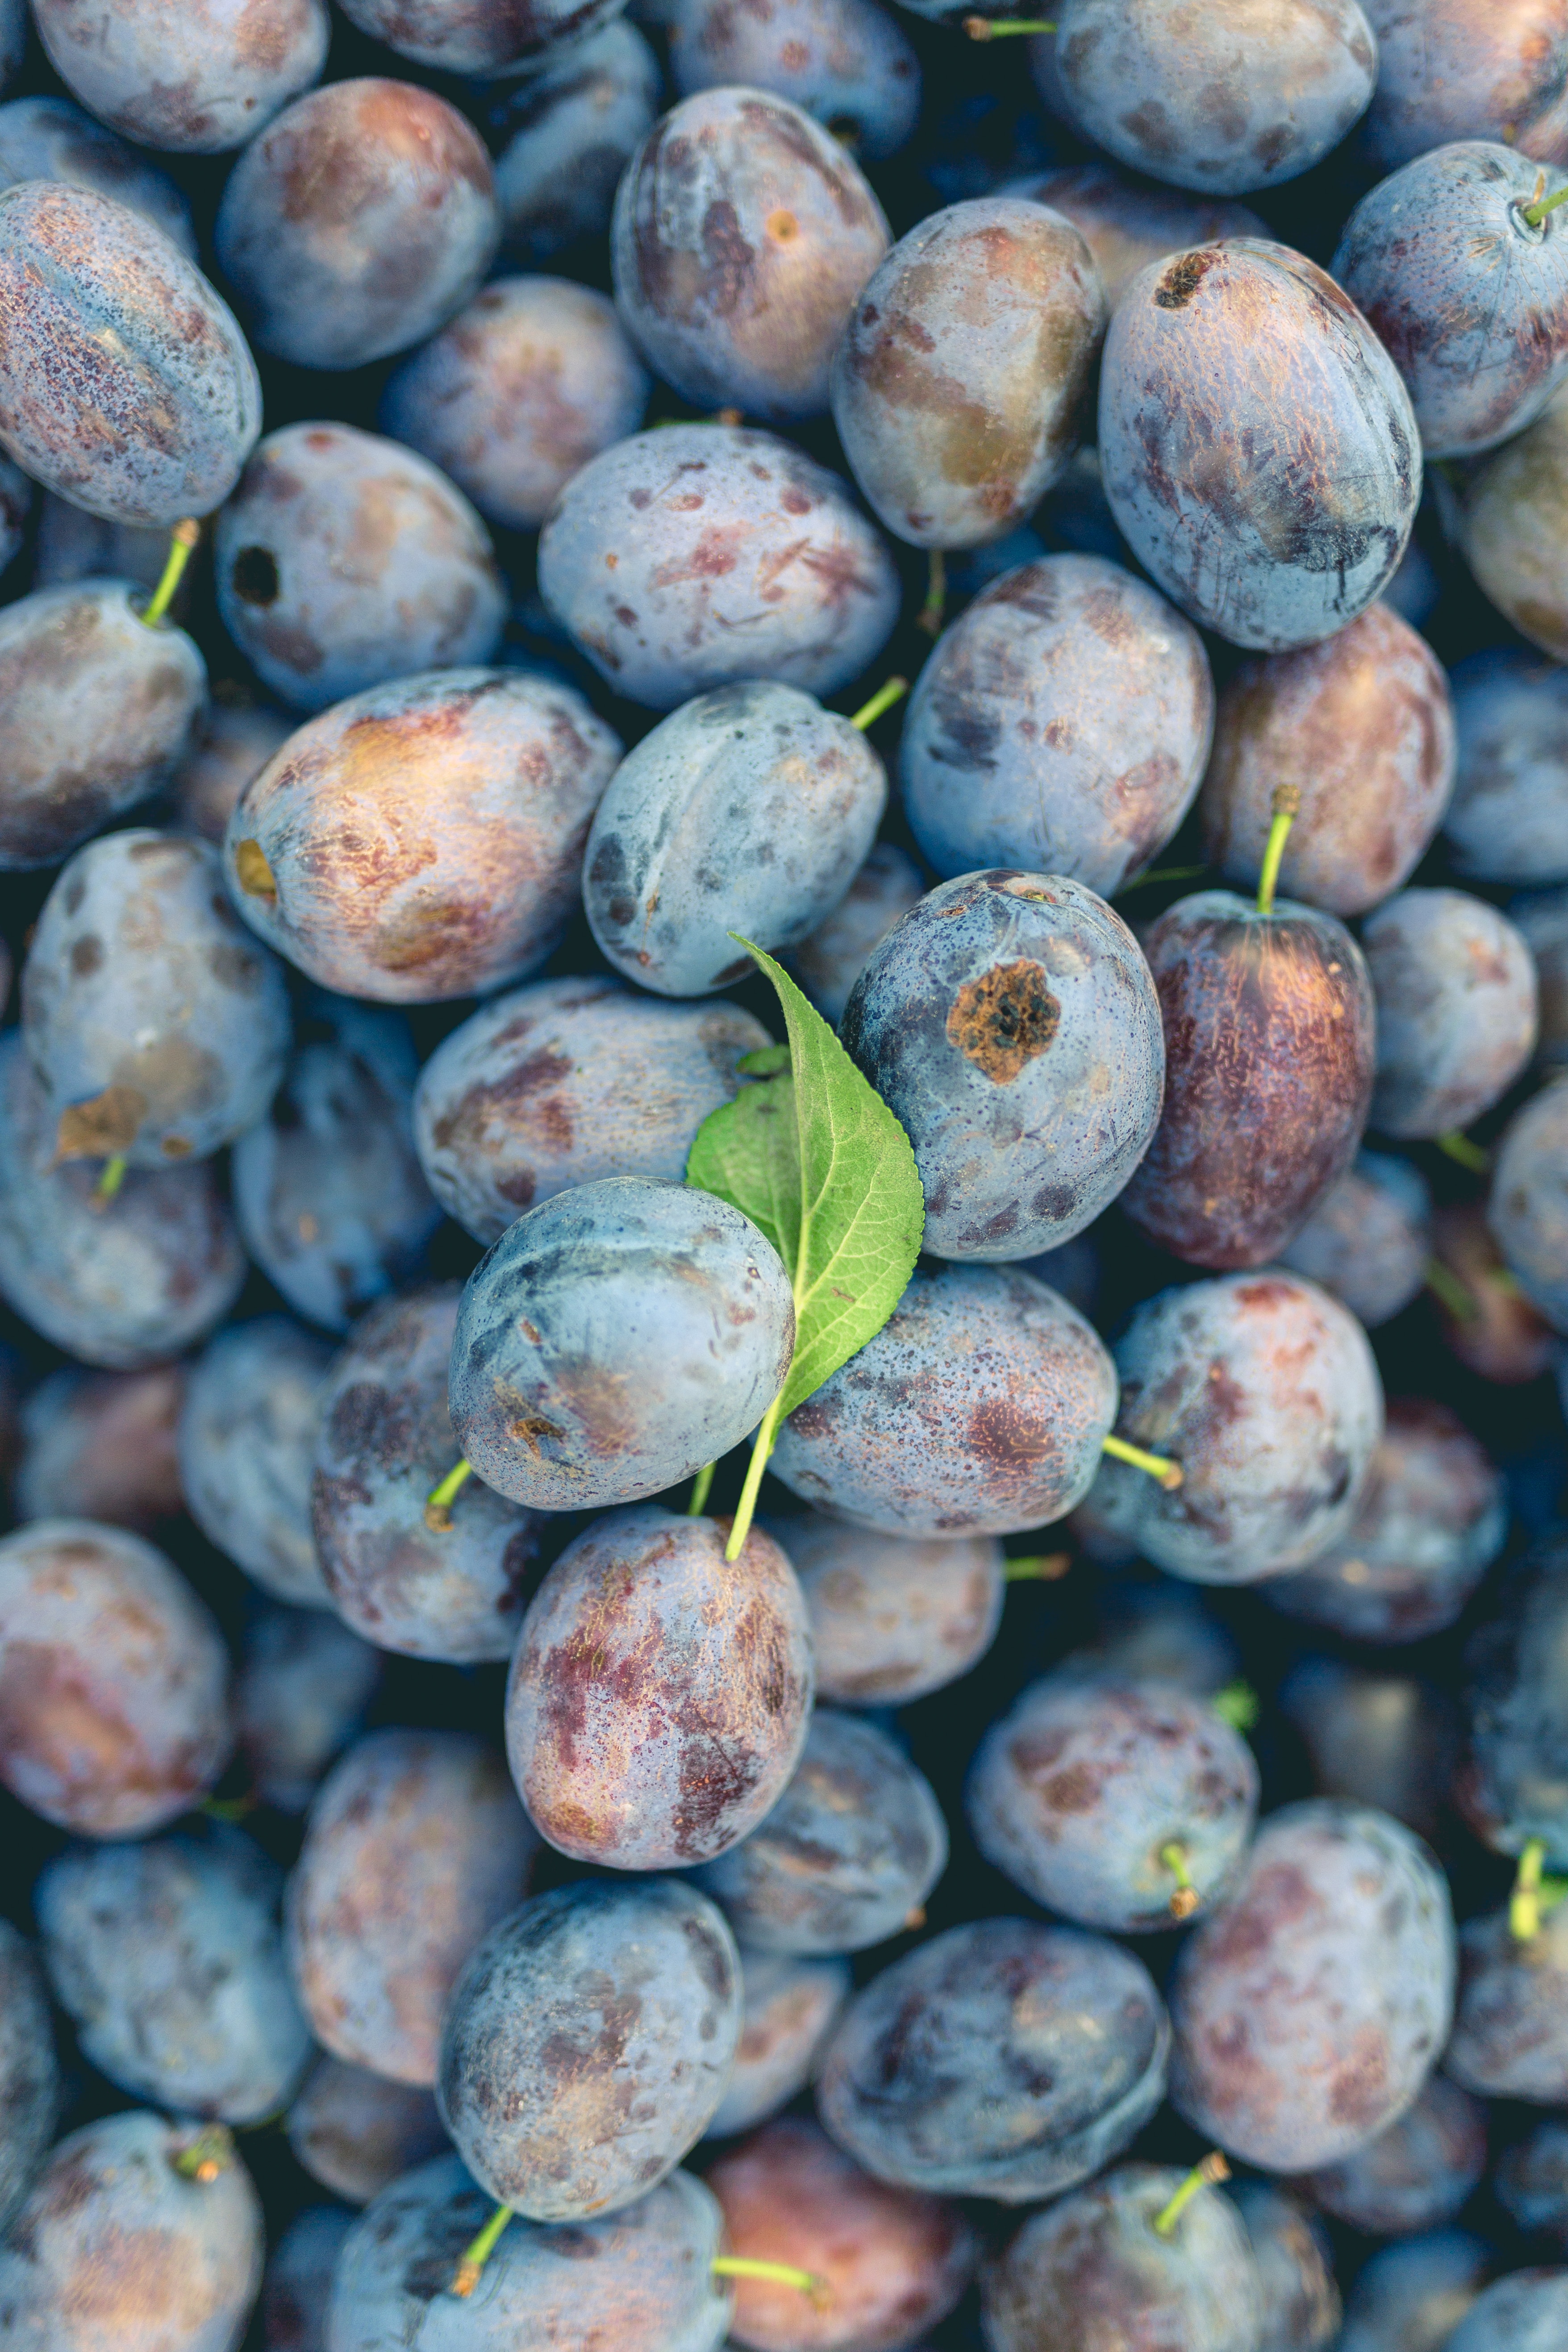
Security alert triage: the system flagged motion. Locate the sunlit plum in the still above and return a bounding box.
[32,0,328,153]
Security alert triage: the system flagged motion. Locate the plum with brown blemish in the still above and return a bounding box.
[1051,0,1377,194]
[1169,1799,1455,2173]
[0,95,196,254]
[1447,1897,1568,2102]
[1199,601,1455,919]
[237,1606,380,1818]
[180,1318,334,1606]
[1364,888,1538,1138]
[287,1726,540,2088]
[769,1511,1004,1705]
[171,700,293,847]
[0,573,206,870]
[214,423,505,715]
[1279,1659,1457,1846]
[695,1709,947,1954]
[490,20,661,265]
[0,182,261,527]
[437,1876,742,2219]
[612,88,888,421]
[36,1822,312,2125]
[286,2054,446,2208]
[1089,1272,1384,1585]
[0,1032,246,1369]
[1267,1397,1505,1645]
[966,1672,1259,1933]
[450,1175,795,1512]
[215,79,499,371]
[0,1923,58,2235]
[1433,1198,1558,1380]
[22,829,290,1172]
[330,2154,730,2352]
[898,557,1213,895]
[16,1361,183,1536]
[708,1949,851,2138]
[832,199,1105,551]
[225,667,621,1003]
[380,277,649,535]
[1448,654,1568,885]
[0,1517,232,1837]
[984,2164,1264,2352]
[1489,1079,1568,1332]
[789,841,925,1028]
[1231,2183,1341,2352]
[584,680,887,996]
[232,1000,442,1335]
[1119,886,1375,1269]
[770,1262,1117,1537]
[337,0,627,72]
[263,2207,353,2352]
[33,0,326,153]
[506,1505,813,1869]
[537,421,899,710]
[1100,239,1420,651]
[842,871,1163,1260]
[1456,384,1568,659]
[1002,161,1267,309]
[709,2117,976,2352]
[313,1286,546,1664]
[0,2110,263,2352]
[817,1917,1169,2201]
[1279,1150,1433,1330]
[669,0,919,159]
[1360,0,1568,170]
[1305,2074,1486,2237]
[415,975,769,1247]
[1497,2122,1568,2244]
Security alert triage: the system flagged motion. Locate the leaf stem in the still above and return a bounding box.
[1425,1255,1479,1323]
[1523,179,1568,228]
[917,547,946,637]
[1102,1431,1183,1490]
[425,1458,474,1533]
[171,2126,232,2183]
[451,2203,514,2297]
[848,676,908,731]
[1513,1836,1549,1942]
[1118,863,1210,895]
[1160,1841,1199,1919]
[94,1154,127,1208]
[964,13,1055,32]
[1153,2152,1229,2238]
[1002,1551,1072,1582]
[726,1393,784,1561]
[713,2256,823,2294]
[1255,783,1300,917]
[141,520,200,629]
[1437,1129,1490,1174]
[688,1460,716,1516]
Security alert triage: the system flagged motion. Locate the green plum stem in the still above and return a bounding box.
[94,1155,128,1206]
[688,1460,716,1517]
[1425,1256,1479,1323]
[1523,179,1568,228]
[1255,783,1300,917]
[425,1458,475,1533]
[1102,1431,1183,1490]
[1436,1129,1490,1174]
[171,2126,232,2183]
[200,1792,258,1823]
[713,2256,823,2294]
[141,520,200,629]
[451,2202,514,2298]
[726,1392,785,1561]
[1512,1837,1549,1942]
[917,547,946,636]
[1212,1680,1259,1733]
[1118,863,1210,894]
[1152,2151,1230,2238]
[1002,1552,1072,1582]
[1160,1841,1199,1920]
[849,676,909,731]
[964,13,1055,32]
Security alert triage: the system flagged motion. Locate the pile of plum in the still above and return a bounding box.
[7,0,1568,2347]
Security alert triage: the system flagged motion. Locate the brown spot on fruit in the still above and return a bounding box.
[54,1083,146,1162]
[234,838,277,901]
[946,960,1059,1081]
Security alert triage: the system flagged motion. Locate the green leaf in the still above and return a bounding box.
[737,1043,792,1078]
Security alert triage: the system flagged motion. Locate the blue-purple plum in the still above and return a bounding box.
[450,1176,795,1511]
[1334,143,1568,457]
[286,2055,446,2207]
[538,423,899,710]
[1359,0,1568,170]
[707,1951,851,2138]
[1497,2122,1568,2246]
[842,871,1164,1260]
[0,96,195,254]
[171,700,293,847]
[215,424,505,714]
[0,1924,58,2237]
[769,1263,1117,1539]
[695,1708,947,1954]
[437,1877,742,2218]
[215,80,499,371]
[225,667,621,1002]
[1447,650,1568,883]
[490,21,661,264]
[832,200,1105,550]
[1446,2273,1568,2352]
[1337,2231,1489,2352]
[414,975,769,1246]
[0,1032,246,1368]
[585,681,886,995]
[1447,1898,1568,2101]
[1063,1572,1243,1696]
[1491,1079,1568,1331]
[36,1822,311,2123]
[1278,1659,1457,1844]
[23,829,290,1169]
[338,0,628,71]
[313,1286,546,1664]
[1231,2183,1340,2352]
[612,89,887,421]
[16,1362,184,1535]
[966,1673,1259,1933]
[1364,888,1537,1138]
[232,1001,442,1335]
[1514,887,1568,1066]
[1304,2074,1487,2236]
[0,182,261,526]
[263,2208,353,2352]
[180,1318,333,1607]
[1457,1531,1568,1865]
[1003,162,1268,309]
[1278,1151,1432,1329]
[0,1518,232,1836]
[1089,1273,1384,1584]
[899,556,1212,893]
[771,1513,1004,1706]
[817,1918,1168,2202]
[790,842,924,1028]
[1455,384,1568,658]
[32,488,169,595]
[506,1505,813,1869]
[236,1606,380,1816]
[1100,240,1420,651]
[669,0,918,158]
[1169,1800,1455,2172]
[288,1728,540,2087]
[33,0,327,153]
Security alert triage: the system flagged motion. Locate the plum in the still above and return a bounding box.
[790,842,925,1027]
[1088,1272,1384,1584]
[16,1362,184,1535]
[490,20,661,264]
[1231,2183,1340,2352]
[171,700,293,847]
[1456,384,1568,658]
[584,680,886,995]
[0,182,261,527]
[414,975,769,1245]
[1497,2122,1568,2245]
[899,557,1213,895]
[1489,1078,1568,1330]
[214,423,505,714]
[539,421,899,709]
[1280,1659,1458,1844]
[32,488,171,594]
[1445,647,1568,886]
[1432,1198,1558,1381]
[0,1518,232,1837]
[707,1949,851,2138]
[449,1176,795,1511]
[215,79,499,371]
[772,1513,1004,1705]
[286,2054,447,2207]
[1336,2231,1489,2352]
[1278,1151,1433,1330]
[1198,602,1455,918]
[1363,888,1537,1138]
[817,1918,1169,2201]
[769,1263,1117,1539]
[1003,162,1267,309]
[1457,1530,1568,1866]
[337,0,626,71]
[505,1505,813,1868]
[669,0,919,159]
[1169,1800,1455,2172]
[263,2208,353,2352]
[0,95,195,255]
[287,1727,540,2086]
[0,1923,58,2236]
[1305,2074,1487,2236]
[1447,1898,1568,2100]
[1514,886,1568,1067]
[437,1876,742,2218]
[1100,240,1420,651]
[1359,0,1568,170]
[1445,2274,1568,2352]
[33,0,327,153]
[180,1318,333,1607]
[236,1606,380,1815]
